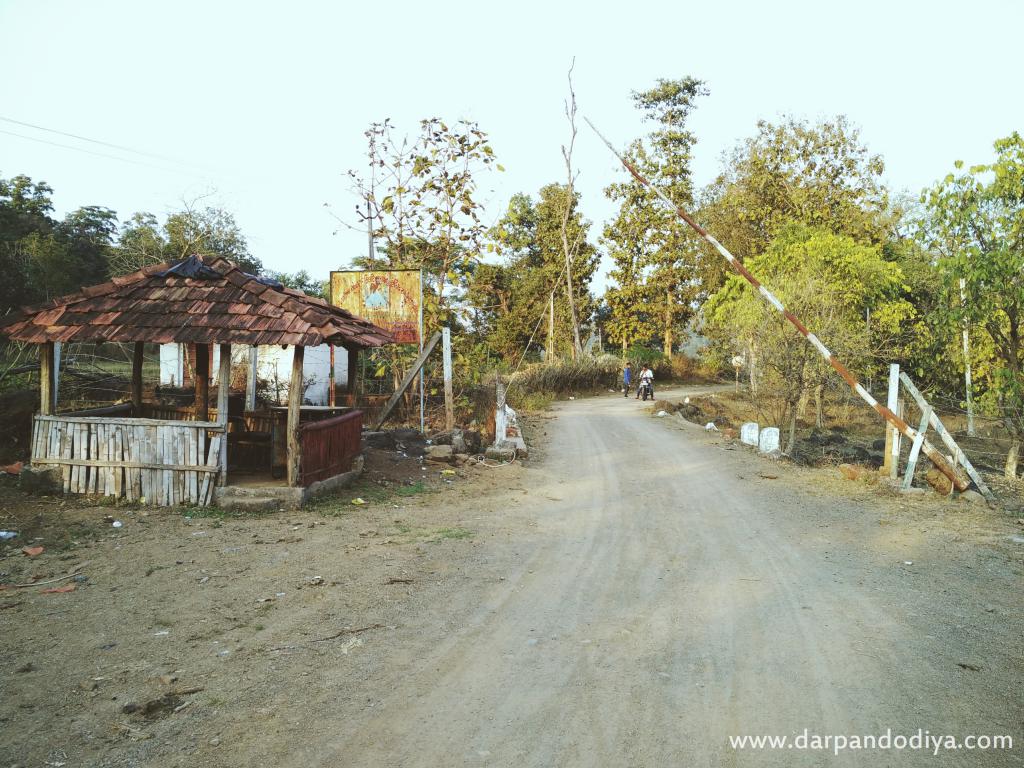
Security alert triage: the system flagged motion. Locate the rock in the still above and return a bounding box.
[872,438,887,450]
[451,430,468,454]
[484,446,516,462]
[425,445,454,463]
[363,431,394,450]
[838,463,862,481]
[900,487,928,496]
[210,737,221,747]
[462,430,482,454]
[18,465,61,493]
[428,430,454,446]
[704,422,719,432]
[652,400,674,413]
[453,453,469,466]
[79,680,98,691]
[960,490,985,505]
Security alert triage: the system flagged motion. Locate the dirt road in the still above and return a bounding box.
[2,387,1021,767]
[300,388,1022,767]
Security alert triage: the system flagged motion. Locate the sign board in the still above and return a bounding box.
[740,422,759,447]
[758,427,780,454]
[330,270,421,344]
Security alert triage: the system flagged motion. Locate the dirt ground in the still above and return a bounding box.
[1,387,1022,767]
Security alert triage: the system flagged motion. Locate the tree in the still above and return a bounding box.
[0,176,115,309]
[700,116,890,267]
[472,186,599,362]
[705,224,913,452]
[111,204,262,276]
[603,77,708,357]
[347,118,500,331]
[921,133,1024,477]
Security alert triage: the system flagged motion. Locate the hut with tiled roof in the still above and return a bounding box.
[0,256,393,505]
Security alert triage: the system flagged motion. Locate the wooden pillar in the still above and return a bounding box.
[217,343,231,486]
[245,345,258,412]
[131,342,145,415]
[287,345,304,487]
[39,341,55,415]
[195,343,210,421]
[346,347,359,394]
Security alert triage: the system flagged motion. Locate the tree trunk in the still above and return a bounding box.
[814,383,825,429]
[785,399,799,455]
[747,343,758,398]
[1006,440,1020,480]
[564,256,582,361]
[663,288,673,358]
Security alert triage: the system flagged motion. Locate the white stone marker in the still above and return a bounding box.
[758,427,780,454]
[740,422,759,446]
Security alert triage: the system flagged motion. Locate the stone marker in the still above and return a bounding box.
[740,422,759,446]
[758,427,780,454]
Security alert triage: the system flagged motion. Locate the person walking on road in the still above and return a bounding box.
[622,362,632,397]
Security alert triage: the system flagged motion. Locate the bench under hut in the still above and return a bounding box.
[0,255,393,506]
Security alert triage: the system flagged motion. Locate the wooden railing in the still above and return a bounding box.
[31,415,225,506]
[299,410,363,486]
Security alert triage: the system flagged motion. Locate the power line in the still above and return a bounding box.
[0,114,186,164]
[0,128,202,176]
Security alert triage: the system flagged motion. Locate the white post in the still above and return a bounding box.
[52,342,62,408]
[902,405,932,491]
[886,364,900,480]
[246,346,258,411]
[442,326,454,431]
[960,279,976,437]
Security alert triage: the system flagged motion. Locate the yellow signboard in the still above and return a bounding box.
[330,270,421,344]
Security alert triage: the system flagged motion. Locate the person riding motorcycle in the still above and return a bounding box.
[636,365,655,401]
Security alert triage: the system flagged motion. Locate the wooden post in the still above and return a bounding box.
[346,347,359,394]
[902,405,932,491]
[885,364,900,479]
[39,341,55,415]
[287,345,304,487]
[246,345,258,412]
[899,371,994,502]
[373,332,441,431]
[217,343,231,487]
[195,343,210,421]
[131,342,145,415]
[328,345,336,407]
[442,327,454,431]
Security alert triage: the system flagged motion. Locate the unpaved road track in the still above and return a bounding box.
[5,387,1019,768]
[296,388,1022,767]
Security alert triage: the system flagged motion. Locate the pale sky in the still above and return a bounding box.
[2,0,1021,290]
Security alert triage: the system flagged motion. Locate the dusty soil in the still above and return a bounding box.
[1,387,1022,767]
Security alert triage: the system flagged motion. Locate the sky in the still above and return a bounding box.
[1,0,1021,291]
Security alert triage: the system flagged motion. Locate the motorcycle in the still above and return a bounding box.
[637,381,654,401]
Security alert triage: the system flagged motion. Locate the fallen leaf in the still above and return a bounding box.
[41,583,76,594]
[22,546,44,557]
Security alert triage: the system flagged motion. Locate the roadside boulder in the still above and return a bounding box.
[425,445,455,463]
[838,463,863,481]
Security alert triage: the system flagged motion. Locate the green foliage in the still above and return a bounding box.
[921,132,1024,437]
[704,224,913,447]
[111,204,262,276]
[603,77,708,355]
[268,269,327,298]
[348,118,500,332]
[700,116,890,278]
[469,186,598,361]
[0,174,115,310]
